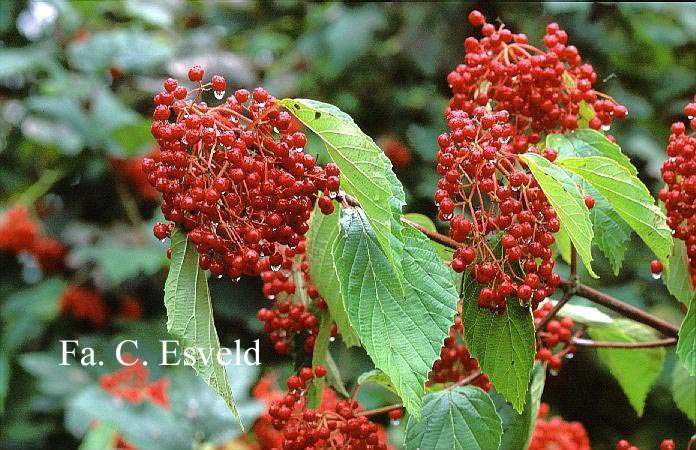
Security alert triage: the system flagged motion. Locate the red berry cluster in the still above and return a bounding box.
[378,135,413,171]
[528,403,590,450]
[658,94,696,286]
[59,285,108,327]
[616,438,676,450]
[452,11,626,139]
[0,205,67,274]
[437,11,626,313]
[534,301,576,372]
[146,66,340,280]
[436,111,561,313]
[112,148,161,202]
[429,316,491,391]
[99,353,169,409]
[264,368,390,450]
[257,240,336,354]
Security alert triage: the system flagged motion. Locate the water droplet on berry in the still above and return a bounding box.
[441,212,454,220]
[550,368,559,376]
[565,352,574,359]
[271,264,281,272]
[214,90,225,100]
[329,336,336,342]
[329,190,338,199]
[498,136,511,144]
[601,124,611,131]
[272,127,279,133]
[651,272,662,280]
[182,136,188,145]
[216,274,223,279]
[257,102,266,108]
[233,276,241,282]
[390,419,401,426]
[230,116,239,124]
[689,115,694,120]
[267,294,275,300]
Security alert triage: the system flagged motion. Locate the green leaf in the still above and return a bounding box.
[462,274,536,413]
[677,295,696,375]
[357,369,398,396]
[325,353,350,398]
[281,98,403,267]
[405,386,503,450]
[306,203,360,347]
[555,302,614,327]
[584,182,632,275]
[334,209,457,419]
[588,319,666,416]
[672,361,696,424]
[664,239,696,305]
[492,363,546,450]
[78,422,117,450]
[72,242,164,288]
[548,129,637,176]
[403,213,453,260]
[1,278,63,352]
[521,153,596,278]
[164,227,241,427]
[558,156,673,267]
[308,312,332,408]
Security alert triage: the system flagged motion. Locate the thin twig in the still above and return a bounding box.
[559,280,680,338]
[571,337,677,349]
[357,403,403,417]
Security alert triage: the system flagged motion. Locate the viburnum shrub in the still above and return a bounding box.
[147,10,695,450]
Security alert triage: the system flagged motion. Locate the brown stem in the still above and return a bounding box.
[448,369,483,390]
[559,280,680,338]
[572,337,677,349]
[357,403,402,417]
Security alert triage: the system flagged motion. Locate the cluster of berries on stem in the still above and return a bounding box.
[0,204,67,274]
[428,315,491,390]
[265,367,390,450]
[437,11,626,313]
[658,94,696,286]
[146,65,340,280]
[528,403,590,450]
[99,353,169,409]
[534,301,576,372]
[616,438,676,450]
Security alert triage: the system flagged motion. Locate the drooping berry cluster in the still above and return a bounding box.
[534,301,576,372]
[450,11,627,141]
[428,316,491,391]
[0,205,67,274]
[437,11,626,313]
[265,368,391,450]
[146,66,340,280]
[257,239,336,354]
[658,94,696,286]
[436,112,561,313]
[59,285,108,327]
[528,403,591,450]
[99,353,169,408]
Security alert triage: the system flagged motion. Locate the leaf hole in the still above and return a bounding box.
[314,112,322,119]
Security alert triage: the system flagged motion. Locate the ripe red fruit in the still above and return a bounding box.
[584,195,595,210]
[388,409,403,420]
[660,439,676,450]
[314,365,327,378]
[650,260,663,275]
[468,10,485,27]
[187,65,204,82]
[211,75,226,92]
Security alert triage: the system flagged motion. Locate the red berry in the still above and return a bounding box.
[584,195,595,210]
[468,10,485,27]
[650,260,663,275]
[188,65,204,82]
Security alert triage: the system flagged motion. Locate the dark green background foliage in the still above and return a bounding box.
[0,1,694,449]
